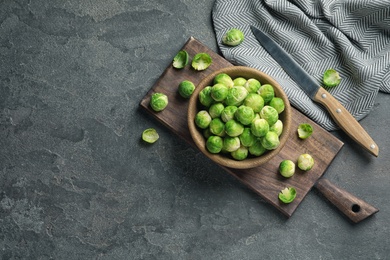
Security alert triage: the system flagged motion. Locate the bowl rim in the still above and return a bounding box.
[188,66,291,169]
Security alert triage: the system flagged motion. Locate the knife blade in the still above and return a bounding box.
[250,25,379,157]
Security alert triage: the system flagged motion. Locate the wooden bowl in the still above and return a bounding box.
[188,66,291,169]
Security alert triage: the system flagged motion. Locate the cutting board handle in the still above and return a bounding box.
[315,178,378,223]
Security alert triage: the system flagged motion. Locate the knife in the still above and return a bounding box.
[250,26,379,157]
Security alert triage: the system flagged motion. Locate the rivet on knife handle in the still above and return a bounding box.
[314,87,379,157]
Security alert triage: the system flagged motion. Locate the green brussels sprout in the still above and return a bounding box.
[172,50,189,69]
[223,136,241,152]
[178,80,195,98]
[142,128,159,143]
[261,131,280,150]
[203,128,212,139]
[220,105,238,122]
[150,93,168,112]
[231,145,248,160]
[298,123,313,139]
[209,118,225,136]
[206,136,223,154]
[258,84,275,103]
[260,105,279,126]
[199,86,214,107]
[225,86,248,106]
[222,28,245,47]
[297,153,314,171]
[248,139,267,156]
[233,77,247,86]
[243,93,264,113]
[214,73,234,88]
[244,78,261,93]
[195,110,212,129]
[251,118,269,137]
[323,68,341,87]
[209,103,225,119]
[192,53,212,71]
[235,105,255,125]
[225,119,244,137]
[278,187,296,204]
[211,83,229,102]
[269,119,283,136]
[269,97,285,114]
[239,128,256,147]
[279,160,295,178]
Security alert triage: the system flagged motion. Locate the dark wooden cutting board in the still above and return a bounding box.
[139,37,344,217]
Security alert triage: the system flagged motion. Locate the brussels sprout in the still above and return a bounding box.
[298,123,313,139]
[323,68,341,87]
[223,136,241,152]
[211,83,229,102]
[278,187,297,204]
[260,106,279,126]
[142,128,159,143]
[225,119,244,137]
[269,97,285,114]
[222,28,245,47]
[231,145,248,160]
[225,86,248,106]
[235,105,255,125]
[269,119,283,136]
[199,86,214,107]
[192,53,212,71]
[279,160,295,178]
[243,93,264,113]
[244,78,261,93]
[248,139,267,156]
[239,128,256,147]
[251,118,269,137]
[195,110,212,129]
[206,136,223,154]
[258,84,275,103]
[150,93,168,112]
[220,106,238,122]
[233,77,247,86]
[209,118,225,136]
[178,80,195,98]
[203,128,212,139]
[297,153,314,171]
[261,131,280,150]
[172,50,189,69]
[214,73,234,88]
[209,103,225,119]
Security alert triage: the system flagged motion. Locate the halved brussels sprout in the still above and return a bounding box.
[222,28,245,47]
[172,50,189,69]
[323,68,341,87]
[142,128,159,143]
[192,53,212,71]
[150,93,168,112]
[297,123,313,139]
[178,80,195,98]
[278,187,297,204]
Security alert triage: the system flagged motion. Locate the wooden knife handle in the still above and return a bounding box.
[313,87,379,157]
[315,178,378,223]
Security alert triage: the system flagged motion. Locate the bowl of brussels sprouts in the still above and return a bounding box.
[188,66,291,169]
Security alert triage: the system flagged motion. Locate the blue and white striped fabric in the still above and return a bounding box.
[212,0,390,131]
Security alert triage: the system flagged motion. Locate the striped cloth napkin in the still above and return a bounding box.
[212,0,390,131]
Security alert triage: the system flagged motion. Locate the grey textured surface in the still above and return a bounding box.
[0,1,389,259]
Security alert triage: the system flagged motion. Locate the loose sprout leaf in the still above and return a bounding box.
[297,123,313,139]
[278,187,297,204]
[323,68,341,87]
[191,53,212,71]
[142,128,159,143]
[172,50,189,69]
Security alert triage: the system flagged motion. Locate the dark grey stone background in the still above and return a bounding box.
[0,1,389,259]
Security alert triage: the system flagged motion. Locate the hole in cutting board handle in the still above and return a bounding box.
[352,204,361,213]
